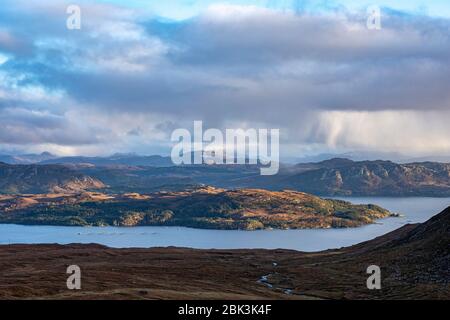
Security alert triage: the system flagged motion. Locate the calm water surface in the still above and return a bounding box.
[0,197,448,251]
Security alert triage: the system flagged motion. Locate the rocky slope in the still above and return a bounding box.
[0,207,448,300]
[237,158,450,196]
[69,158,450,196]
[0,187,392,229]
[0,162,105,194]
[4,157,450,196]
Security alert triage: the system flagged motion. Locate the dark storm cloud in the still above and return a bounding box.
[1,1,450,154]
[6,3,448,120]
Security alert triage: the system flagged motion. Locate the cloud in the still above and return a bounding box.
[0,107,101,145]
[311,110,450,154]
[0,1,449,157]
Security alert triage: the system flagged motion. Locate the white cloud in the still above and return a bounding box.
[316,110,450,155]
[1,1,450,158]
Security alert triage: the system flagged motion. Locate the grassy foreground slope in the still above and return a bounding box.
[0,207,448,299]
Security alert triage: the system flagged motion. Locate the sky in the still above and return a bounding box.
[0,0,450,159]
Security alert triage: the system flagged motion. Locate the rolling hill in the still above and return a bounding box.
[0,187,392,229]
[0,162,105,194]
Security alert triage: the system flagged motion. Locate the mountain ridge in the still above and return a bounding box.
[237,158,450,196]
[3,156,450,196]
[0,162,105,194]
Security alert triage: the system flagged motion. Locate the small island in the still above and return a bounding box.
[0,187,393,230]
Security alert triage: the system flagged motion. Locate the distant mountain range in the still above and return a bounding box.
[2,155,450,196]
[2,150,450,167]
[0,152,174,167]
[0,152,57,165]
[285,152,450,164]
[39,153,174,167]
[78,158,450,197]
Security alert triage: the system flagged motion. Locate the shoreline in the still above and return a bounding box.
[0,206,448,300]
[0,214,411,252]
